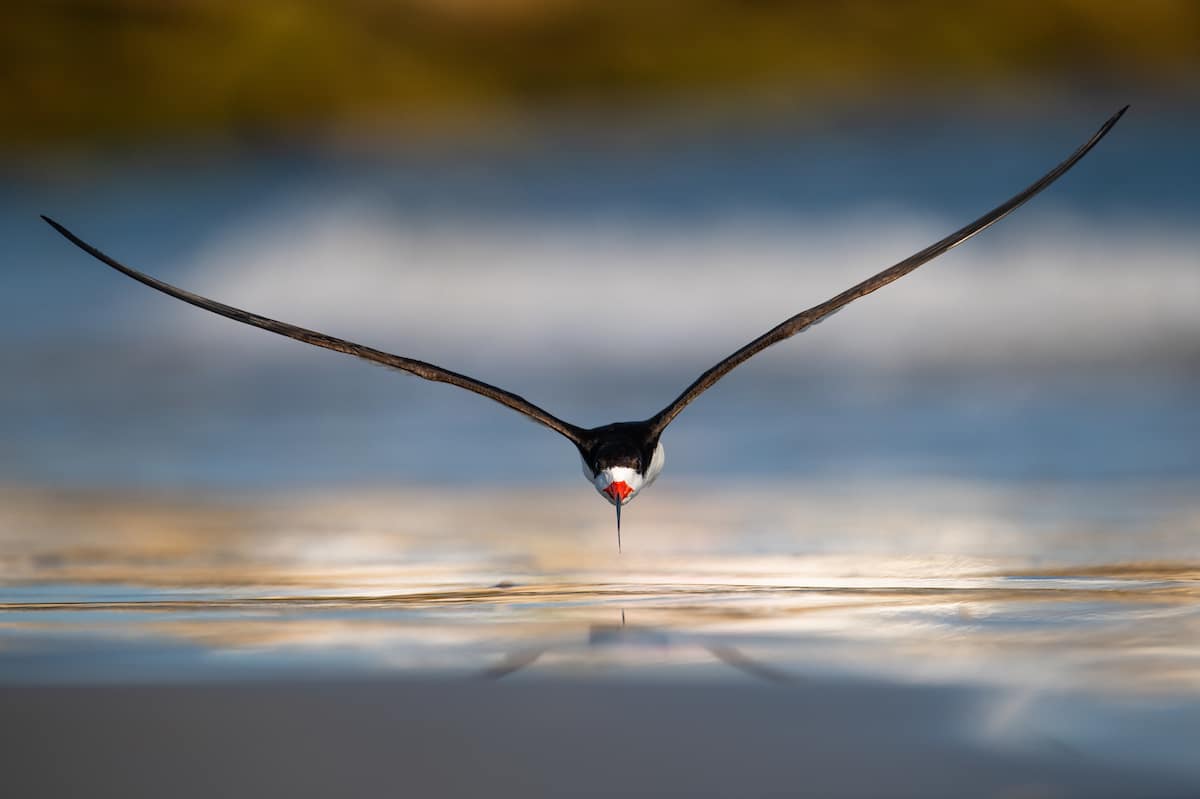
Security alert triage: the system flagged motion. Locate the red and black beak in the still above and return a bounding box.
[603,481,632,552]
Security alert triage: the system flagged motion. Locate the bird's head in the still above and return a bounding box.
[579,432,666,549]
[586,440,646,507]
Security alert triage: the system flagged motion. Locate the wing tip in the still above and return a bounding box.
[1102,105,1131,134]
[41,214,98,259]
[41,214,80,246]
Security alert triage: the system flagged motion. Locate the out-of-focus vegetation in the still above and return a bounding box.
[5,0,1199,151]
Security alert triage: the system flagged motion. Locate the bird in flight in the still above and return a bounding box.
[43,107,1126,550]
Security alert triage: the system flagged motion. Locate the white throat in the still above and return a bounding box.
[596,465,641,495]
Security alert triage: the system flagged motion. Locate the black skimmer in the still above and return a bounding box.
[42,107,1127,550]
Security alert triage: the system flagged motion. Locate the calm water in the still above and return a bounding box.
[2,483,1198,794]
[3,482,1197,711]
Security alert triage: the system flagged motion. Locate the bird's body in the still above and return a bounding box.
[42,107,1128,548]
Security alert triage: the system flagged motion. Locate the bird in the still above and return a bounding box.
[43,106,1127,551]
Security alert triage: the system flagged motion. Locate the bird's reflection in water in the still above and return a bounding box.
[481,610,797,684]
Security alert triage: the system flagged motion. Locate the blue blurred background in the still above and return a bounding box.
[2,1,1197,494]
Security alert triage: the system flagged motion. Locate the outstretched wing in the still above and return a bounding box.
[42,216,587,446]
[646,106,1128,437]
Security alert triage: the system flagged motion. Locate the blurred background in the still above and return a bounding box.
[1,0,1197,492]
[2,4,1200,794]
[0,1,1195,490]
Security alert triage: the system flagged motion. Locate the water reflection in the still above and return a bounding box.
[482,613,808,684]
